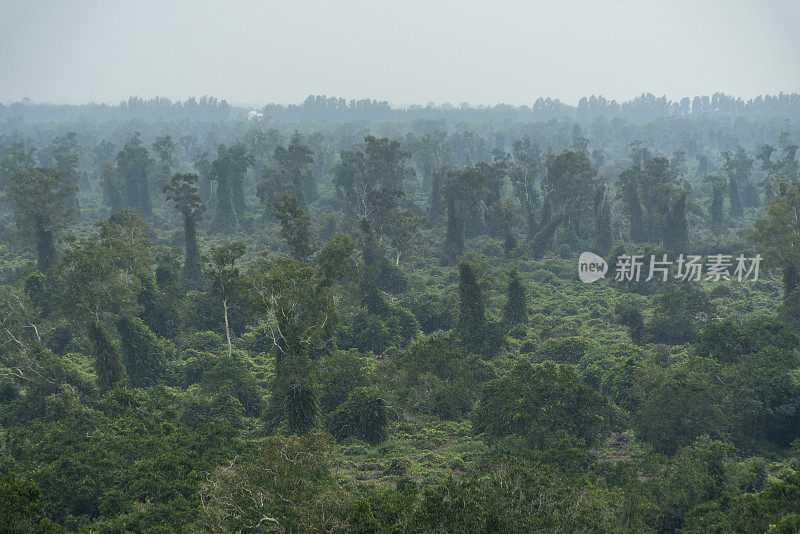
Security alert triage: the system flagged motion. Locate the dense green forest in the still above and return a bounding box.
[1,95,800,532]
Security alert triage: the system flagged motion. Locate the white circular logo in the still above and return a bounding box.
[578,252,608,283]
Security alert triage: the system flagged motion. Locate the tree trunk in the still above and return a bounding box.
[223,298,232,357]
[183,217,201,285]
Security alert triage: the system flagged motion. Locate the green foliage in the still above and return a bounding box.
[316,233,358,286]
[163,172,205,286]
[318,350,368,413]
[406,289,454,334]
[457,260,486,354]
[340,304,419,353]
[680,456,800,533]
[634,362,726,454]
[269,193,312,260]
[88,320,124,391]
[116,316,167,388]
[116,133,152,215]
[205,241,246,357]
[376,332,493,419]
[534,335,598,364]
[474,361,612,449]
[645,290,713,344]
[0,473,64,533]
[503,269,527,326]
[4,167,77,271]
[697,318,799,363]
[193,431,368,533]
[412,460,625,533]
[327,386,388,445]
[4,98,800,533]
[56,211,152,325]
[200,351,264,417]
[247,259,336,433]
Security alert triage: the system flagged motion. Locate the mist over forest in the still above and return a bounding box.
[1,88,799,532]
[2,0,800,531]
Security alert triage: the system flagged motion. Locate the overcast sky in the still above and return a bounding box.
[1,0,798,106]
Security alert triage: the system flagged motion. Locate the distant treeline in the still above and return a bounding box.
[3,92,800,123]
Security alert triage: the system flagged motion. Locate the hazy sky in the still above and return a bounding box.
[1,0,799,106]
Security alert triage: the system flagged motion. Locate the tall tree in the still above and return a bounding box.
[365,186,404,241]
[269,194,312,261]
[593,184,613,254]
[206,241,246,357]
[89,319,124,391]
[273,133,316,207]
[617,153,688,249]
[95,140,121,214]
[116,133,152,215]
[363,135,412,192]
[4,167,77,271]
[164,173,205,286]
[442,166,486,264]
[56,211,153,390]
[751,182,800,298]
[0,142,36,192]
[152,134,177,189]
[508,137,544,241]
[193,151,213,202]
[334,136,412,217]
[210,144,253,231]
[407,131,447,192]
[543,150,596,245]
[389,209,427,265]
[429,166,445,221]
[48,132,81,213]
[663,189,689,253]
[486,199,518,258]
[248,260,337,433]
[722,147,753,219]
[703,174,727,231]
[116,315,166,388]
[457,260,486,354]
[503,269,527,326]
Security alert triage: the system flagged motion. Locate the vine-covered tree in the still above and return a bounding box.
[457,260,486,354]
[116,133,152,215]
[334,135,412,217]
[47,132,81,212]
[56,211,152,390]
[273,133,315,207]
[442,166,485,264]
[164,172,205,286]
[722,147,754,218]
[248,260,337,433]
[116,315,167,388]
[503,269,527,326]
[269,193,312,261]
[4,167,77,271]
[95,140,121,214]
[206,241,246,357]
[152,134,177,189]
[210,144,253,231]
[751,182,800,299]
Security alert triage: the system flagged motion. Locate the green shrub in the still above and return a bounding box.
[318,350,368,413]
[473,362,612,449]
[327,387,388,445]
[530,269,555,282]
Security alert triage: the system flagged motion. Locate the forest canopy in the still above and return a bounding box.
[1,92,800,532]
